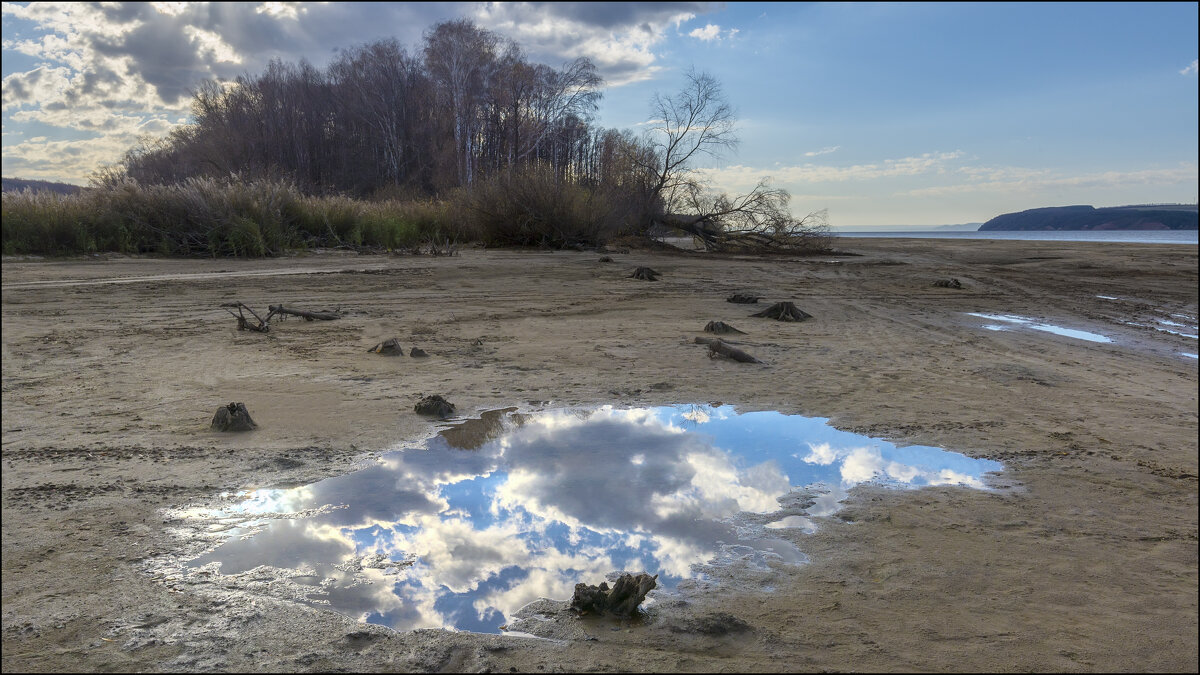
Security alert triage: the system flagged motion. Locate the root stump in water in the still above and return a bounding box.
[211,402,257,432]
[570,573,658,617]
[410,347,429,358]
[415,394,455,418]
[751,301,812,322]
[726,293,760,304]
[369,338,405,356]
[704,321,745,335]
[629,267,661,281]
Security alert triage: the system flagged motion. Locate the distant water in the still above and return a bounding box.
[835,230,1198,244]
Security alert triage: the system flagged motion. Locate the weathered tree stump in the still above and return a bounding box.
[415,394,455,418]
[704,321,745,335]
[369,338,405,356]
[726,293,760,304]
[629,267,661,281]
[932,278,963,289]
[751,301,811,322]
[700,338,764,363]
[211,402,257,432]
[410,347,429,358]
[569,573,658,616]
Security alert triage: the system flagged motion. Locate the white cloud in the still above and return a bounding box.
[689,24,722,41]
[804,145,840,157]
[694,151,967,194]
[1181,59,1199,76]
[903,164,1199,197]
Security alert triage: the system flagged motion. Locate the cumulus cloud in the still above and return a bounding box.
[473,2,715,85]
[689,24,722,41]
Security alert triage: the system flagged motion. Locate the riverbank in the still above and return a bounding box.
[3,238,1196,672]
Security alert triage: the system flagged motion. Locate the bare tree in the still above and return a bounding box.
[424,19,499,186]
[638,69,830,252]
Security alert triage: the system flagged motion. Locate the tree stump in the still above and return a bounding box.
[751,301,812,322]
[369,338,405,356]
[598,256,614,263]
[410,347,429,358]
[211,402,257,432]
[569,573,658,616]
[415,394,455,418]
[726,293,760,304]
[932,278,963,289]
[704,321,745,335]
[629,267,661,281]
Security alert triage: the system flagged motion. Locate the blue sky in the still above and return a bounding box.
[3,2,1196,229]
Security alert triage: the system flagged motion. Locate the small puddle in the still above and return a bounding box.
[179,405,1002,634]
[967,313,1113,343]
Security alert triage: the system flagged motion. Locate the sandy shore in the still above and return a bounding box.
[2,238,1197,672]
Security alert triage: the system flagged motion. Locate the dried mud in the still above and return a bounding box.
[2,239,1197,672]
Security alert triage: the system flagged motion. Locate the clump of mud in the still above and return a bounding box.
[726,293,760,304]
[570,573,658,617]
[210,402,257,432]
[415,394,455,418]
[704,321,745,335]
[933,278,964,289]
[369,338,405,356]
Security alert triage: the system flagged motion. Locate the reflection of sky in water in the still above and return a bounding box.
[186,405,1002,634]
[967,313,1113,343]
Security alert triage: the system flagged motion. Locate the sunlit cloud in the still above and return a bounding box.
[689,24,722,41]
[804,145,840,157]
[1181,59,1198,76]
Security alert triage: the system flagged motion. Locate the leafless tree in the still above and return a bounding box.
[638,69,830,252]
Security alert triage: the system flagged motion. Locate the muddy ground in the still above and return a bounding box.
[2,238,1197,672]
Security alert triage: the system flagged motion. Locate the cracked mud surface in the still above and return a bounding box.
[3,240,1197,672]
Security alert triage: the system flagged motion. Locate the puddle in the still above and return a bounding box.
[967,313,1113,343]
[178,405,1002,634]
[1183,353,1198,360]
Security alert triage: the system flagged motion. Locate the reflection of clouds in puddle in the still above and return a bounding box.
[1183,353,1198,360]
[967,313,1112,343]
[183,405,1002,633]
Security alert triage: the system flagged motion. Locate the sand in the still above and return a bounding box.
[2,238,1197,672]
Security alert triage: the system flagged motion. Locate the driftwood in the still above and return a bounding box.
[369,338,405,356]
[211,402,257,431]
[266,304,340,321]
[629,267,661,281]
[751,301,812,322]
[704,321,745,335]
[700,338,764,364]
[726,294,760,304]
[221,302,269,332]
[570,573,658,617]
[415,394,455,418]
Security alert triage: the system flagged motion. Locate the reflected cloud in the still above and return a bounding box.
[183,405,1002,633]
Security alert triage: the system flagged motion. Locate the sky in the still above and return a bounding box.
[2,1,1197,230]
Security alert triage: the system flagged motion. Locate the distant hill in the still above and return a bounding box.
[2,177,85,195]
[979,204,1198,231]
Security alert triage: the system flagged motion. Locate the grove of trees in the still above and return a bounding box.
[101,18,828,251]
